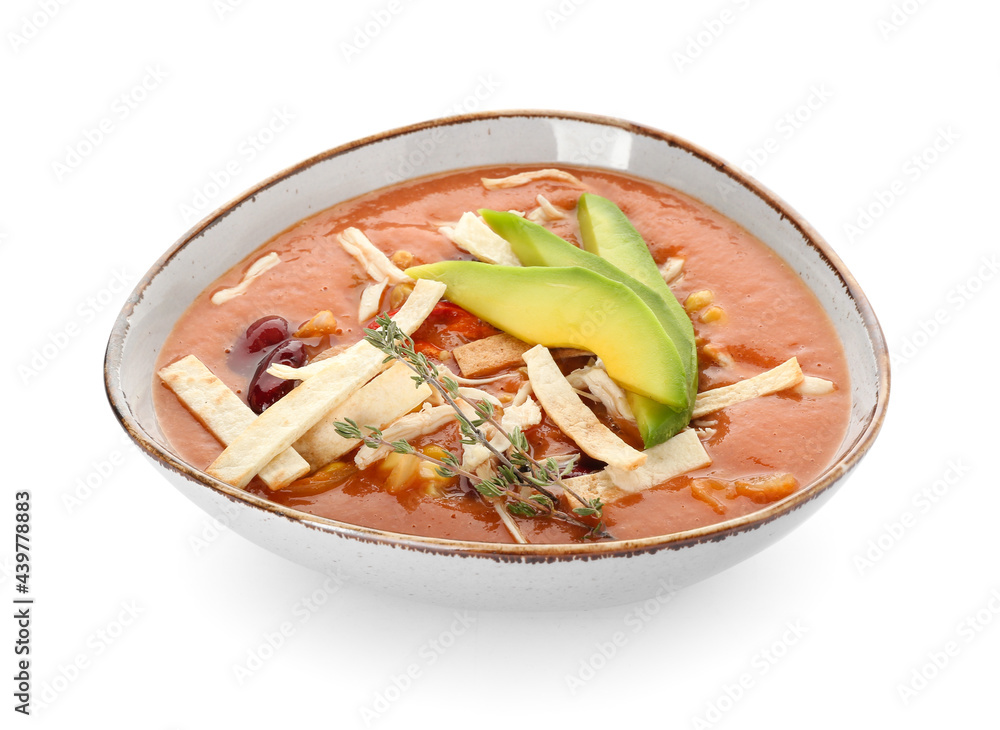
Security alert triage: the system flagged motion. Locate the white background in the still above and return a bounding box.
[4,0,998,727]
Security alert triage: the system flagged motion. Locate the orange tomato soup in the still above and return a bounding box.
[153,166,850,543]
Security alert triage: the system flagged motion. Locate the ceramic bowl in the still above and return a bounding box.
[105,111,889,610]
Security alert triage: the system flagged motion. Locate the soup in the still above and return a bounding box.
[153,165,850,544]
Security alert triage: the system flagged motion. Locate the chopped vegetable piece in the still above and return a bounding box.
[294,310,338,338]
[734,473,798,504]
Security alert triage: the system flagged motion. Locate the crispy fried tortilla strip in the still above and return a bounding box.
[605,428,711,493]
[481,169,585,190]
[692,357,804,419]
[158,355,309,489]
[561,472,624,509]
[338,227,410,284]
[522,345,646,471]
[267,279,447,382]
[211,252,281,305]
[206,279,447,488]
[564,429,711,505]
[293,361,433,470]
[453,332,533,378]
[439,212,521,267]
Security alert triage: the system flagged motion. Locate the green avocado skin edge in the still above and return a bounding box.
[405,260,689,409]
[480,208,695,447]
[575,194,698,443]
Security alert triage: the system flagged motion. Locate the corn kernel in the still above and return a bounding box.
[389,281,415,309]
[391,250,415,268]
[684,290,714,313]
[700,305,727,324]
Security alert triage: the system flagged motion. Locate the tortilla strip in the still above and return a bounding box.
[561,472,624,509]
[481,169,585,190]
[338,227,410,284]
[211,252,280,305]
[293,361,433,470]
[439,212,521,267]
[692,357,803,419]
[522,345,646,471]
[266,279,447,383]
[453,332,533,378]
[158,355,309,489]
[206,279,447,488]
[605,428,711,493]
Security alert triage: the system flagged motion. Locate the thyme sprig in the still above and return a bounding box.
[334,314,611,541]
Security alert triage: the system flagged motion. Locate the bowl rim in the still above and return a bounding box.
[104,109,890,562]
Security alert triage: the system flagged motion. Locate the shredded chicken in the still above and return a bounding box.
[566,363,635,422]
[337,227,410,284]
[481,169,585,190]
[211,252,281,305]
[795,376,836,396]
[358,278,389,322]
[355,404,459,470]
[658,257,685,285]
[526,194,569,224]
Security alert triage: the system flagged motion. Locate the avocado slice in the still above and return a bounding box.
[480,209,693,446]
[577,194,699,439]
[406,261,689,409]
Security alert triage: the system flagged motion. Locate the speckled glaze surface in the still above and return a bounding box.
[105,111,889,610]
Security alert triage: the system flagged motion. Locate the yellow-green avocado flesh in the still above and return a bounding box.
[480,208,695,446]
[576,194,699,442]
[405,260,688,409]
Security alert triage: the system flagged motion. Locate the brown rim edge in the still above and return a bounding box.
[104,109,891,563]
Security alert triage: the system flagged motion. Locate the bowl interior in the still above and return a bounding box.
[107,111,888,550]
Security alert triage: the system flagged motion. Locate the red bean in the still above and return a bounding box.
[244,316,289,353]
[229,315,289,374]
[248,339,306,413]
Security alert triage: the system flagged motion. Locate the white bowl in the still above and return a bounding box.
[105,111,889,610]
